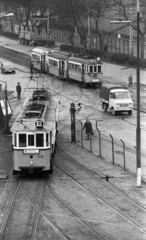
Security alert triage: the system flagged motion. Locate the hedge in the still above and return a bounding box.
[60,44,146,69]
[0,31,18,40]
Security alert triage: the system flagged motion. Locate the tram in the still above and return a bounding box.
[30,47,103,88]
[11,89,58,175]
[30,47,56,72]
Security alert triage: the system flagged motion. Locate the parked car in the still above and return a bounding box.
[1,62,16,74]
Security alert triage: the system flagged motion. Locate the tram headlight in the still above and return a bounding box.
[30,160,34,165]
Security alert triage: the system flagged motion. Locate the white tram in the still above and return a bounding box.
[11,89,58,175]
[30,47,56,72]
[30,48,103,88]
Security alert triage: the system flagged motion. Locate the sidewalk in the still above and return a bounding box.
[57,133,146,204]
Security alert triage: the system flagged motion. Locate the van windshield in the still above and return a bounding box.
[115,92,131,99]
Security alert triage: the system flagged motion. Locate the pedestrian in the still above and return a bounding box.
[30,62,33,74]
[83,118,93,140]
[16,82,21,99]
[104,44,108,52]
[128,74,133,87]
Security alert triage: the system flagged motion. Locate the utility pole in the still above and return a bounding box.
[86,0,90,49]
[4,83,9,134]
[136,0,141,187]
[110,11,142,186]
[47,9,50,47]
[129,7,133,56]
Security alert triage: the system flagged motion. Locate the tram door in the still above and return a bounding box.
[81,64,85,82]
[59,61,64,78]
[41,54,46,72]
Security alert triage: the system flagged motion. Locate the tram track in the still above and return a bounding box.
[46,179,108,240]
[56,147,146,208]
[0,173,73,240]
[0,175,21,238]
[54,147,146,234]
[0,174,44,239]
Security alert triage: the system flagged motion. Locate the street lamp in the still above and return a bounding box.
[110,1,141,186]
[136,0,141,187]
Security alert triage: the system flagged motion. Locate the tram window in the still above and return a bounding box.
[28,134,34,146]
[98,65,101,72]
[19,134,26,147]
[46,133,49,146]
[94,66,97,73]
[36,133,44,147]
[31,54,40,62]
[84,65,86,73]
[14,133,17,147]
[49,59,58,67]
[90,66,93,73]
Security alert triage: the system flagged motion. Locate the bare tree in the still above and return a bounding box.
[88,0,111,50]
[112,0,146,58]
[49,0,88,50]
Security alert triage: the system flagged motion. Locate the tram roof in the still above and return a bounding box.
[11,112,56,132]
[31,47,55,55]
[11,97,58,132]
[68,56,102,65]
[48,52,69,60]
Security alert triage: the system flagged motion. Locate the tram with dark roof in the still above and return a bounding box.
[11,89,58,175]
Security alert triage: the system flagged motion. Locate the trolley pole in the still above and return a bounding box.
[70,102,76,142]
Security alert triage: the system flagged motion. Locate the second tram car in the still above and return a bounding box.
[30,48,103,88]
[11,89,58,175]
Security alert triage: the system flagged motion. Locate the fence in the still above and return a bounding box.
[1,19,146,58]
[75,119,146,182]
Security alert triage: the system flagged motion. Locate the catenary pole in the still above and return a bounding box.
[136,0,141,187]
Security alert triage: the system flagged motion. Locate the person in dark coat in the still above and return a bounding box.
[104,44,108,52]
[16,82,21,99]
[128,74,133,87]
[30,62,33,74]
[83,118,93,140]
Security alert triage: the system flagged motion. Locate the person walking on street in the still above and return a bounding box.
[104,44,108,52]
[16,82,21,99]
[128,74,133,87]
[83,118,93,140]
[30,62,33,74]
